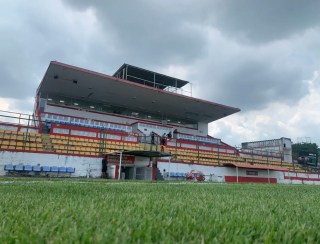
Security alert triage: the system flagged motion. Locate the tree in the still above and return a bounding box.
[292,143,319,166]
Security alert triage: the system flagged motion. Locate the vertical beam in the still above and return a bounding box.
[133,166,136,180]
[118,151,123,180]
[125,65,128,80]
[236,166,239,183]
[267,151,270,183]
[168,156,171,180]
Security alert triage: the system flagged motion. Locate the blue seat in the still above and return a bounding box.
[42,166,51,172]
[24,165,32,171]
[51,166,59,172]
[169,172,175,177]
[4,164,14,171]
[33,165,41,172]
[59,167,67,172]
[66,167,75,173]
[15,165,24,171]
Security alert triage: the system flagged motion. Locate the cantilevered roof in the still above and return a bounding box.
[113,64,189,90]
[37,61,240,123]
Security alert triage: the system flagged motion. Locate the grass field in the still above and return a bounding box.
[0,178,320,243]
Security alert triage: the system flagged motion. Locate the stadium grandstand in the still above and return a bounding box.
[0,61,319,184]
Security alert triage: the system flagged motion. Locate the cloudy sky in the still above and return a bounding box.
[1,0,320,147]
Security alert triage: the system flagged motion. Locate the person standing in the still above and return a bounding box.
[162,133,166,145]
[151,131,155,144]
[101,155,108,178]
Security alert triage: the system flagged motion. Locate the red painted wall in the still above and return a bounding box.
[115,166,119,180]
[225,176,277,183]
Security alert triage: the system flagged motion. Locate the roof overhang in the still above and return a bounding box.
[109,150,171,158]
[37,61,240,123]
[223,162,288,171]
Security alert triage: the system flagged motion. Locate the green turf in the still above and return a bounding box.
[0,178,320,243]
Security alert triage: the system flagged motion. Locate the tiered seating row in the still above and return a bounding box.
[50,135,143,156]
[0,130,44,152]
[167,147,291,168]
[241,154,284,166]
[4,164,75,176]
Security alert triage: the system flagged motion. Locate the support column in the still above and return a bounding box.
[118,151,123,180]
[236,166,239,183]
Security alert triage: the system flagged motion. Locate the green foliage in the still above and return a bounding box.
[1,178,320,243]
[292,143,318,161]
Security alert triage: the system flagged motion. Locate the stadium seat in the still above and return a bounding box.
[66,167,75,173]
[33,165,41,172]
[51,166,59,172]
[24,165,32,171]
[59,166,67,173]
[4,164,14,171]
[42,166,51,172]
[15,165,24,171]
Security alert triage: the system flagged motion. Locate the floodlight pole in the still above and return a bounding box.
[118,151,123,180]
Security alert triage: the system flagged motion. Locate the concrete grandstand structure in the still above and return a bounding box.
[1,61,320,184]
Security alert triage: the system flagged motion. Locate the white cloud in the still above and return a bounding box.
[209,68,320,146]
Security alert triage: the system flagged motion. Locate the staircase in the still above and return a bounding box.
[41,134,54,152]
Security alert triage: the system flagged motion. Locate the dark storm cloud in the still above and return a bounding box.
[62,0,320,111]
[0,1,118,100]
[63,0,320,45]
[204,0,320,44]
[61,0,207,66]
[1,0,320,116]
[197,57,305,111]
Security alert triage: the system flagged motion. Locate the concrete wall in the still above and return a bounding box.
[157,160,320,185]
[197,122,208,136]
[0,151,102,178]
[2,151,320,184]
[0,151,153,179]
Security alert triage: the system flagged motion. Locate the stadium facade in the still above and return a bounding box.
[0,61,319,184]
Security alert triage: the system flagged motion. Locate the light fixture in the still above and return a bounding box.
[47,98,52,101]
[59,100,64,103]
[74,103,79,106]
[178,121,181,124]
[167,119,171,122]
[90,106,95,109]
